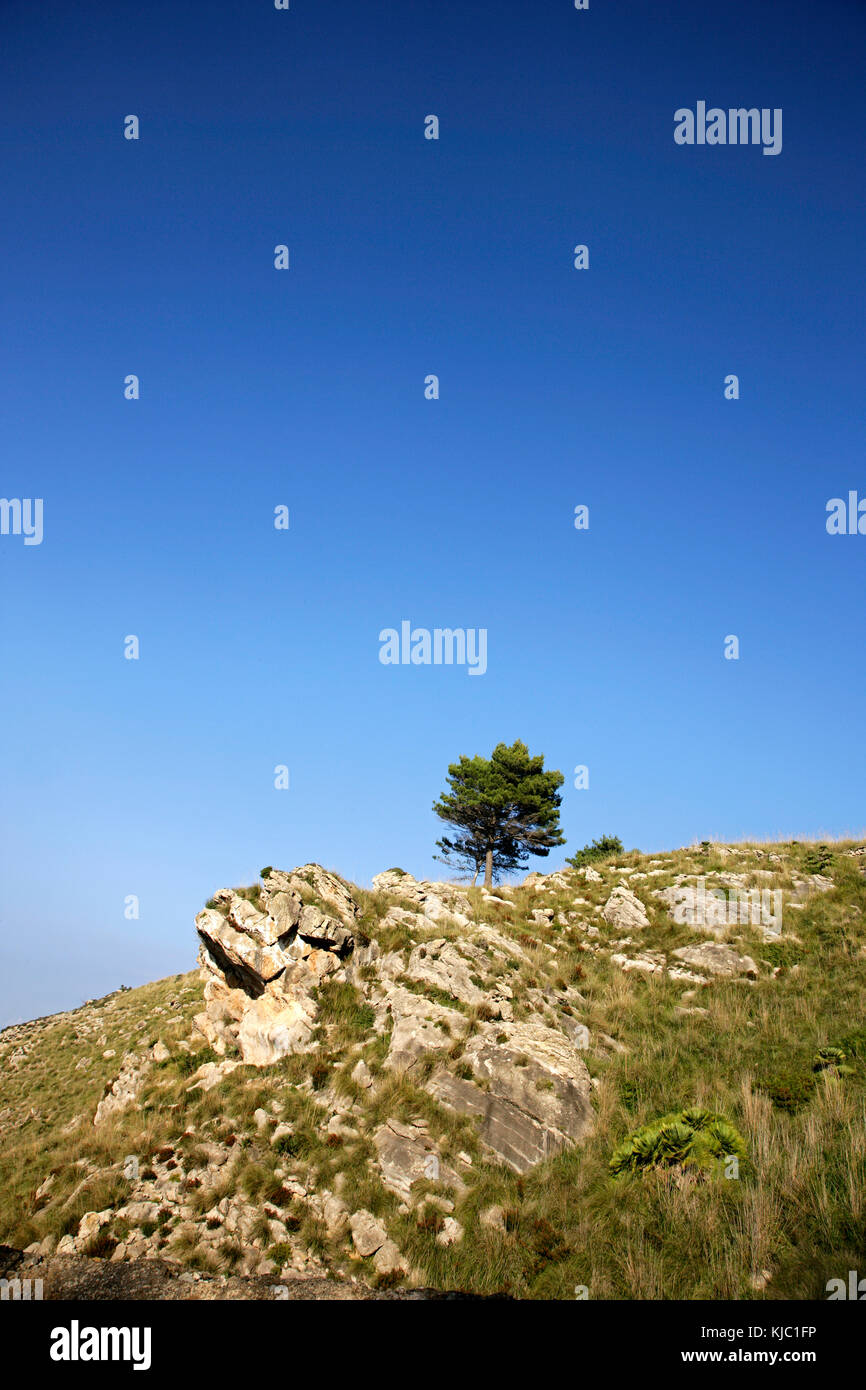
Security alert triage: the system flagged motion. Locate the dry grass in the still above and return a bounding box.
[1,841,865,1298]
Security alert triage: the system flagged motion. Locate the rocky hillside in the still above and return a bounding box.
[2,840,865,1299]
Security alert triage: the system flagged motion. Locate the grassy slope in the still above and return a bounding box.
[1,839,864,1299]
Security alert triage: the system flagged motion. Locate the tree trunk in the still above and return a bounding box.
[484,849,493,888]
[471,867,479,886]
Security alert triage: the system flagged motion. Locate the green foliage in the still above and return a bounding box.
[565,835,624,869]
[172,1046,217,1078]
[805,860,866,952]
[314,979,377,1045]
[759,1071,816,1114]
[760,940,806,970]
[813,1046,854,1077]
[432,739,565,883]
[619,1078,641,1112]
[233,885,264,909]
[609,1107,747,1177]
[803,844,834,875]
[838,1026,866,1062]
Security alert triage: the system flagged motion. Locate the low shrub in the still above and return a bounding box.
[609,1107,747,1177]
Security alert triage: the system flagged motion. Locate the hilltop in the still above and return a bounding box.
[1,839,865,1300]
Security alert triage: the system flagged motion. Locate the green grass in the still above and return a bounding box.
[2,840,865,1299]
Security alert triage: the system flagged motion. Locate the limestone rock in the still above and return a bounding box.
[428,1019,594,1172]
[480,1205,507,1233]
[188,859,600,1182]
[372,1239,406,1275]
[69,1209,113,1252]
[808,874,834,893]
[195,869,357,1065]
[187,1059,239,1092]
[602,887,650,932]
[349,1209,387,1257]
[670,943,758,979]
[372,1117,465,1201]
[321,1192,349,1235]
[653,880,769,936]
[236,991,318,1065]
[564,1021,591,1050]
[383,985,469,1071]
[94,1053,147,1126]
[196,909,285,986]
[654,885,697,924]
[469,923,529,963]
[667,965,708,984]
[435,1217,463,1247]
[265,863,359,926]
[611,950,665,976]
[404,940,486,1007]
[371,870,472,926]
[119,1200,161,1225]
[351,1058,374,1089]
[297,904,354,953]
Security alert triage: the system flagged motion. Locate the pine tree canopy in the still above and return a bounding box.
[432,739,565,886]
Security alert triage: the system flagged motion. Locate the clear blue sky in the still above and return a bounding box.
[1,0,864,1026]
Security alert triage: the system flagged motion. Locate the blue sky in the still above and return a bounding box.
[1,0,864,1025]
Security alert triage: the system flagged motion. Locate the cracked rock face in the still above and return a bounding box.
[382,985,470,1072]
[194,865,356,1066]
[193,862,596,1174]
[93,1053,148,1126]
[610,950,665,976]
[428,1020,595,1173]
[371,869,472,926]
[405,939,488,1008]
[670,943,758,979]
[602,887,650,932]
[372,1117,466,1200]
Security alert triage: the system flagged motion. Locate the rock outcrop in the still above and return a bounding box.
[194,865,358,1066]
[194,862,596,1178]
[5,835,854,1300]
[602,887,650,932]
[371,869,473,926]
[428,1019,595,1172]
[93,1052,148,1126]
[670,942,758,979]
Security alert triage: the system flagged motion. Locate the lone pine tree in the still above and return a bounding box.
[432,740,566,887]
